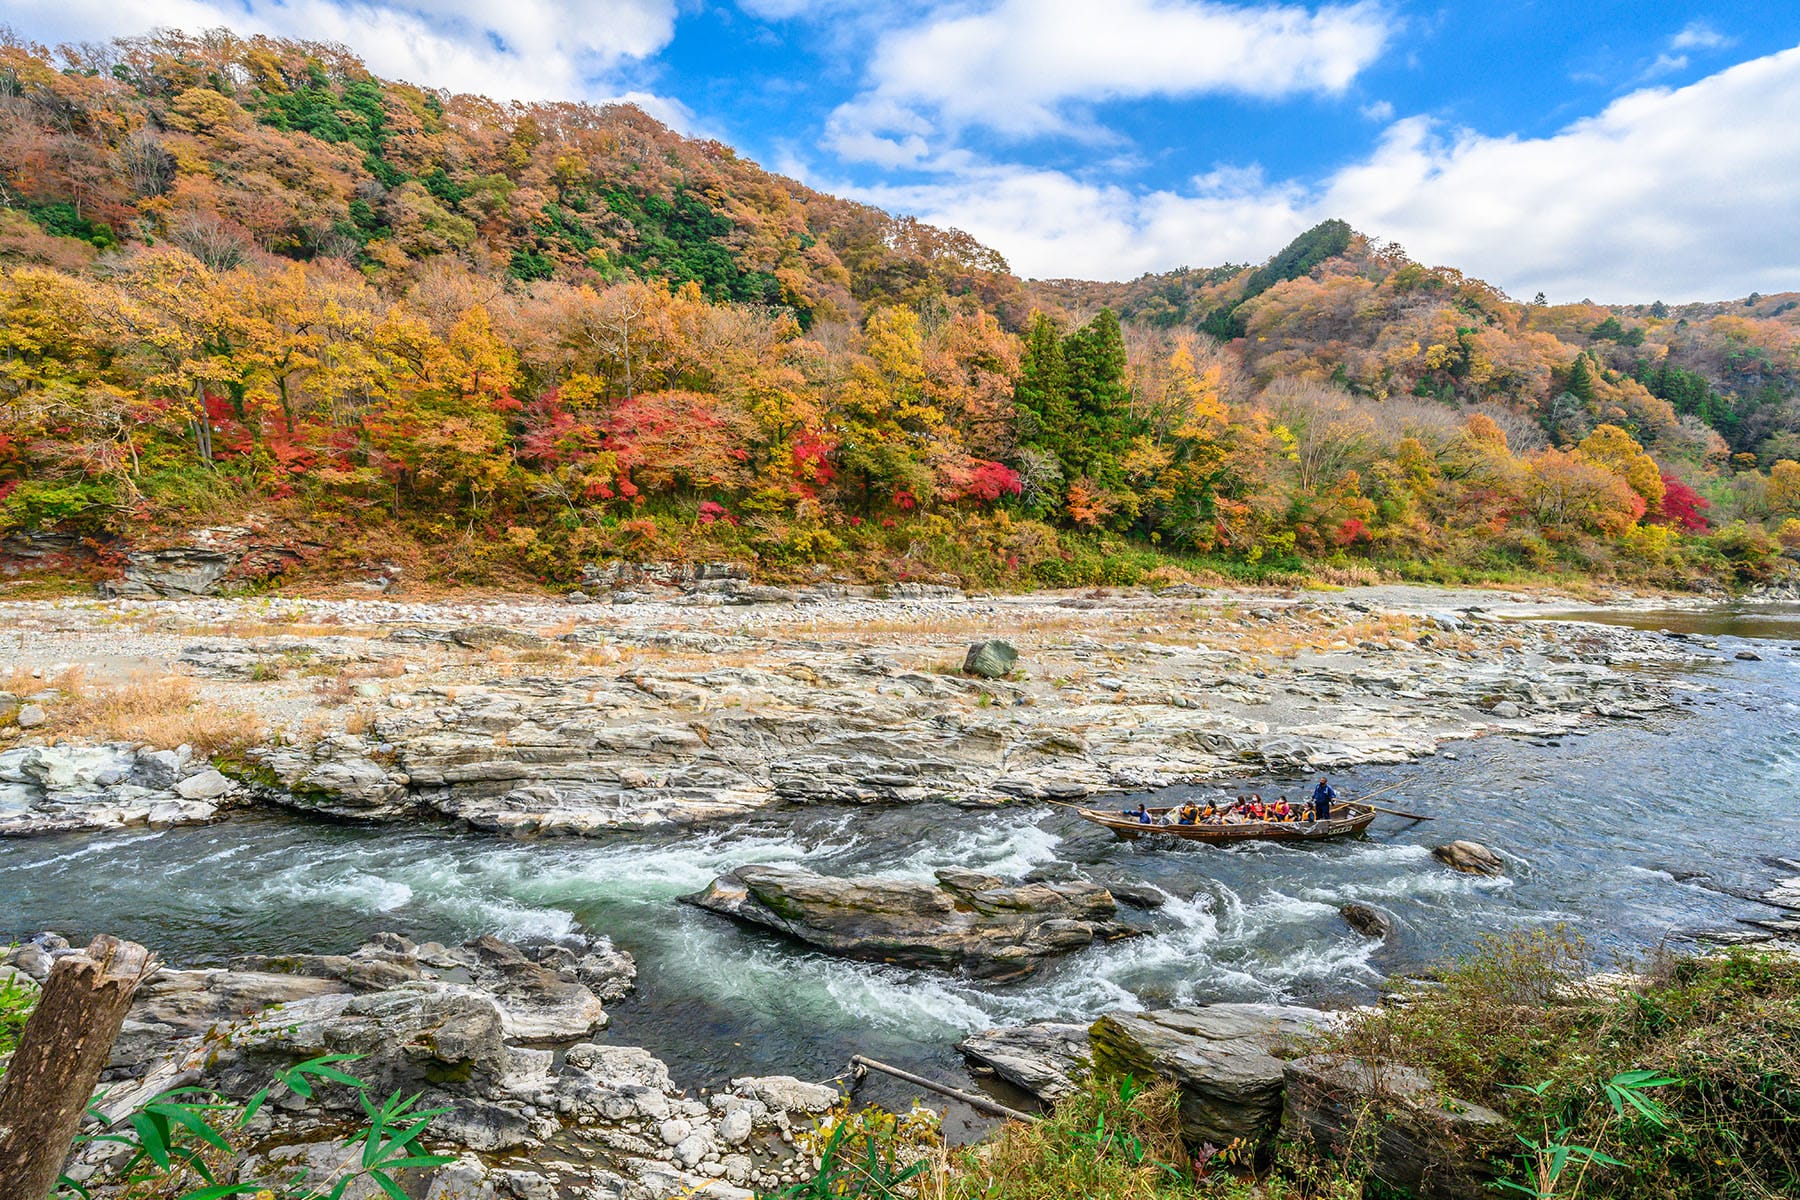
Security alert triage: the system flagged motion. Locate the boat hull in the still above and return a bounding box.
[1076,804,1376,843]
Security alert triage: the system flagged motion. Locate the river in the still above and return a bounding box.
[3,607,1798,1114]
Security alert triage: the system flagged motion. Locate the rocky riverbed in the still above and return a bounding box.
[6,581,1791,1197]
[0,583,1706,838]
[2,931,841,1199]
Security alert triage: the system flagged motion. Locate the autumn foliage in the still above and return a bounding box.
[0,30,1797,589]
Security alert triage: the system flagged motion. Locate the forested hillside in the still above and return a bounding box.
[4,28,1799,592]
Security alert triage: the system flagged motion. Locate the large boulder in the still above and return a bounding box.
[1339,903,1394,939]
[957,1021,1091,1103]
[1089,1004,1333,1151]
[212,985,533,1120]
[1280,1055,1510,1200]
[459,934,611,1040]
[962,639,1019,679]
[1431,841,1505,876]
[683,864,1137,981]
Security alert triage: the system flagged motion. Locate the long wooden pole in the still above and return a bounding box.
[1360,801,1435,822]
[0,936,157,1200]
[849,1055,1040,1123]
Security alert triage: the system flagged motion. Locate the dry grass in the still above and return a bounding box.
[3,665,41,699]
[511,646,575,666]
[311,674,357,707]
[22,669,262,756]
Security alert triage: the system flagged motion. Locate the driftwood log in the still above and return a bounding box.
[0,936,156,1200]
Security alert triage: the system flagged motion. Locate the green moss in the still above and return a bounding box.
[423,1056,476,1085]
[214,756,282,790]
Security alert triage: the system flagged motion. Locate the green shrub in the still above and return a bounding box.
[0,968,38,1071]
[1328,933,1800,1199]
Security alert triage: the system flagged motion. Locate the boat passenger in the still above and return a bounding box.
[1133,803,1152,824]
[1178,802,1200,825]
[1312,778,1336,821]
[1271,797,1292,820]
[1248,794,1267,821]
[1299,800,1316,822]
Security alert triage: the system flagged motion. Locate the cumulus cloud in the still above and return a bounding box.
[3,0,683,107]
[826,0,1391,163]
[838,45,1800,301]
[1670,21,1733,52]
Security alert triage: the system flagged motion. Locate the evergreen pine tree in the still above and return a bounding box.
[1012,311,1070,454]
[1061,308,1135,486]
[1565,354,1595,403]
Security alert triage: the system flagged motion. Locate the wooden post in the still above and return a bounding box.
[0,936,156,1200]
[850,1054,1040,1123]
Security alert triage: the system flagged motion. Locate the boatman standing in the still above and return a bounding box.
[1312,777,1336,821]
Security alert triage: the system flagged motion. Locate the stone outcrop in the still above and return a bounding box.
[973,1003,1504,1195]
[0,743,245,836]
[956,1022,1091,1102]
[97,525,319,598]
[683,864,1138,981]
[258,733,413,820]
[1281,1055,1510,1200]
[1432,841,1506,875]
[107,545,240,597]
[1089,1004,1335,1150]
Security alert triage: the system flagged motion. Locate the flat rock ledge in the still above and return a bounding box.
[683,864,1139,981]
[83,590,1691,838]
[4,931,830,1200]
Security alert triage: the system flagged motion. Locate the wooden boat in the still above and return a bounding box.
[1074,803,1377,843]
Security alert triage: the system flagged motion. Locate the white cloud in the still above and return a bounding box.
[1360,98,1394,121]
[3,0,683,107]
[834,45,1800,301]
[1671,21,1732,52]
[826,0,1392,162]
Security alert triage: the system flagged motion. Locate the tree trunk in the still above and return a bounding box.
[192,383,213,465]
[0,936,156,1200]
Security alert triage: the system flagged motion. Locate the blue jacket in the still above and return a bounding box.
[1312,782,1336,803]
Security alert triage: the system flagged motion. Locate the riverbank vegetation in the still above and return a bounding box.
[3,30,1800,594]
[771,936,1800,1200]
[0,968,36,1072]
[1330,932,1800,1200]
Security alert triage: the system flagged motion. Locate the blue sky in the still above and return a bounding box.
[9,1,1800,300]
